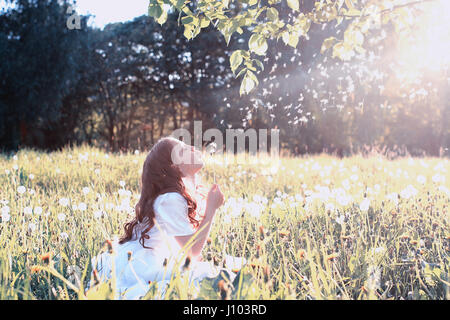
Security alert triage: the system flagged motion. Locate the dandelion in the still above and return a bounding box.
[183,255,191,270]
[359,198,370,212]
[28,223,36,232]
[78,202,87,211]
[119,180,126,187]
[57,213,66,221]
[217,280,230,300]
[400,185,418,199]
[41,252,52,264]
[259,226,265,239]
[93,210,104,219]
[17,186,26,195]
[82,187,90,195]
[297,249,306,260]
[59,198,69,207]
[1,210,11,222]
[325,203,335,212]
[326,253,339,262]
[416,175,426,184]
[432,174,445,183]
[279,229,290,237]
[31,266,41,274]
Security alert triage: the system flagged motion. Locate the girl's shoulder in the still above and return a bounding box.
[154,192,186,207]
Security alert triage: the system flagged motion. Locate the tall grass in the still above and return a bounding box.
[0,145,448,299]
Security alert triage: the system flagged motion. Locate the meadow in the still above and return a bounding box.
[0,145,449,300]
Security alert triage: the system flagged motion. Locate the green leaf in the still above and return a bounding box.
[321,36,337,54]
[240,71,256,95]
[287,31,299,48]
[200,17,210,28]
[267,8,279,21]
[281,31,290,46]
[175,0,185,9]
[148,2,163,19]
[287,0,299,12]
[156,10,168,25]
[230,50,244,74]
[181,16,194,25]
[253,58,264,71]
[248,33,268,56]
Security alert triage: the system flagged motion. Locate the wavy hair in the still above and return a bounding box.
[119,137,199,248]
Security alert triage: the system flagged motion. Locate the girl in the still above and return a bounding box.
[91,137,225,299]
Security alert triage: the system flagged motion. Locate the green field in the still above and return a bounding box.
[0,145,449,300]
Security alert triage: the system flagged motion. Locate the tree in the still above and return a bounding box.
[147,0,441,94]
[0,0,90,151]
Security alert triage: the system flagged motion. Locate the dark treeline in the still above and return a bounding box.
[0,0,448,156]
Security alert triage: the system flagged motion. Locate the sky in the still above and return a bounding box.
[74,0,148,28]
[0,0,148,28]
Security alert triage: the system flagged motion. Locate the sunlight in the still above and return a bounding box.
[395,0,450,81]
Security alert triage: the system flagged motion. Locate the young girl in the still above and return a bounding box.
[91,137,225,299]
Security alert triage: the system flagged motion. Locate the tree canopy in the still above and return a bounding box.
[147,0,442,94]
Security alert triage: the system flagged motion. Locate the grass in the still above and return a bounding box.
[0,144,449,300]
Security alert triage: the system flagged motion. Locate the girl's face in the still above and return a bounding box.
[172,141,203,177]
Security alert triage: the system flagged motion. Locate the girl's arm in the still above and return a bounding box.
[175,184,224,260]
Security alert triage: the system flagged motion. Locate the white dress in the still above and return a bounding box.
[91,192,220,300]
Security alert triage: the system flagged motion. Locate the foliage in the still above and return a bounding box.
[147,0,440,94]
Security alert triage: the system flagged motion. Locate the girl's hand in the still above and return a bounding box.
[206,184,224,212]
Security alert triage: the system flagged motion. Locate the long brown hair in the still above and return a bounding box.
[119,137,199,248]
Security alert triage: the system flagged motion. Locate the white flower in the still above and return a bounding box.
[59,198,69,207]
[5,169,10,175]
[386,193,399,205]
[325,203,335,212]
[359,198,370,212]
[58,213,66,221]
[82,187,90,195]
[93,210,105,219]
[1,206,10,215]
[17,186,26,194]
[416,175,426,184]
[372,247,385,255]
[29,174,35,180]
[438,186,450,197]
[400,185,418,199]
[432,174,445,183]
[60,232,69,241]
[24,206,33,215]
[13,164,18,170]
[28,223,36,232]
[78,202,87,211]
[34,207,43,215]
[1,212,10,222]
[350,174,359,182]
[119,180,126,187]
